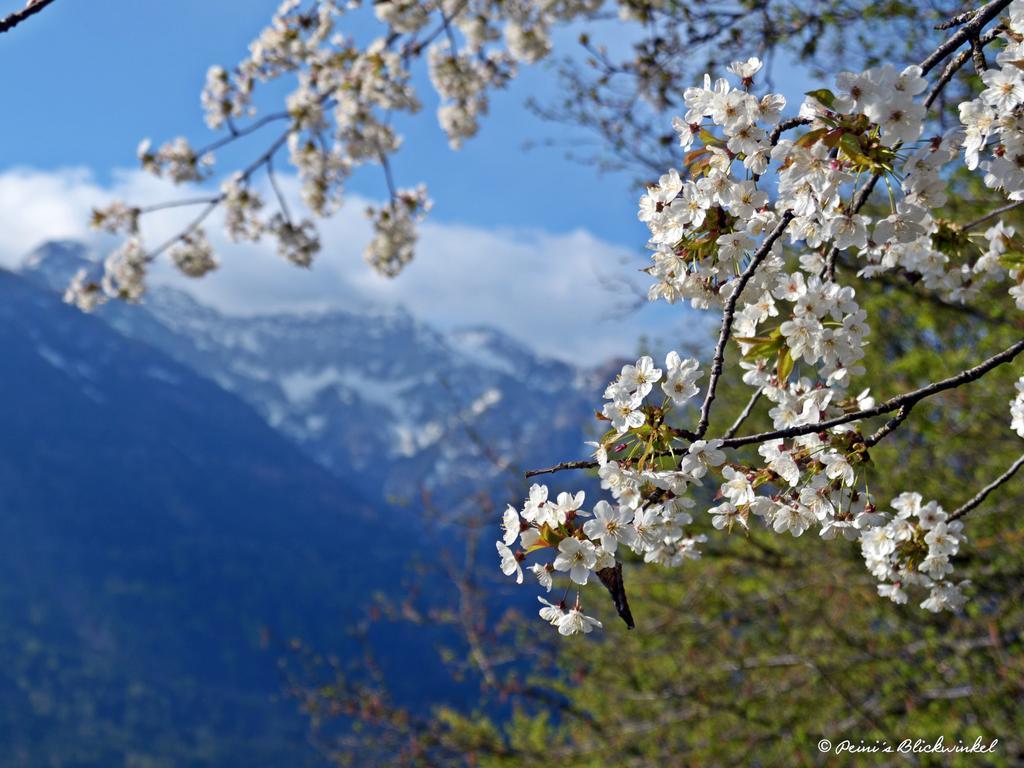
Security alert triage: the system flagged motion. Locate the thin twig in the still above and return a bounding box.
[919,0,1013,76]
[695,210,795,438]
[721,338,1024,449]
[196,110,292,157]
[525,459,600,479]
[267,155,293,224]
[146,128,292,259]
[950,453,1024,520]
[723,388,763,440]
[769,117,811,146]
[240,128,291,181]
[138,196,221,214]
[962,200,1024,231]
[146,202,220,261]
[379,150,398,199]
[0,0,57,33]
[407,0,470,57]
[821,171,883,281]
[925,48,973,108]
[863,404,912,448]
[525,338,1024,476]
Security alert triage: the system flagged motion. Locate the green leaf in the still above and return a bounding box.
[998,251,1024,269]
[805,88,836,108]
[741,337,785,360]
[838,133,873,167]
[794,127,828,148]
[777,348,795,383]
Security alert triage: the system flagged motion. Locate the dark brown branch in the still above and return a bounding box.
[863,404,912,448]
[769,117,811,146]
[0,0,57,34]
[525,338,1024,476]
[950,453,1024,521]
[919,0,1013,76]
[721,338,1024,449]
[723,387,763,440]
[925,48,973,108]
[971,35,989,75]
[962,200,1024,231]
[937,8,980,29]
[924,26,1002,107]
[695,210,795,438]
[821,171,883,281]
[525,459,598,479]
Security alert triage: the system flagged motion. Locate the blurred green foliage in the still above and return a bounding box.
[302,176,1024,768]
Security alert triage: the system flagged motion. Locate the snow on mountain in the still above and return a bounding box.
[19,241,601,511]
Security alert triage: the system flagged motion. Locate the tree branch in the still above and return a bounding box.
[924,25,1002,108]
[721,338,1024,449]
[525,459,599,479]
[821,171,883,281]
[962,200,1024,231]
[146,128,292,261]
[0,0,57,34]
[919,0,1013,76]
[863,404,912,448]
[723,387,763,440]
[525,338,1024,476]
[695,210,795,438]
[769,117,811,146]
[950,453,1024,521]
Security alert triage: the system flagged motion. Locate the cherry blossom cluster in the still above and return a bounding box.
[137,138,215,184]
[508,5,1024,635]
[861,492,970,612]
[637,60,900,542]
[960,4,1024,198]
[364,185,432,277]
[427,42,514,150]
[498,351,707,634]
[855,130,1012,304]
[68,0,621,312]
[601,353,701,434]
[642,59,784,310]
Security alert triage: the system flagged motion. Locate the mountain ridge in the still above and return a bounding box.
[0,266,420,766]
[18,241,603,516]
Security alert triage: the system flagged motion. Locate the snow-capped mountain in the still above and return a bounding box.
[20,241,602,511]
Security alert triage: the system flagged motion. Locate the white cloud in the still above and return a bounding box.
[0,166,691,364]
[0,167,107,262]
